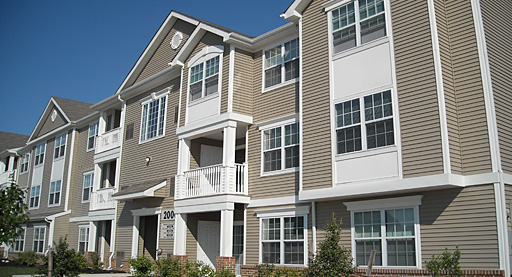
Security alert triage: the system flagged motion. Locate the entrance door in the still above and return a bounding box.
[197,220,220,269]
[141,215,158,260]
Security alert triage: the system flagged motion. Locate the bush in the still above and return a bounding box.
[38,236,87,277]
[305,213,354,277]
[87,251,103,271]
[185,260,215,277]
[254,263,302,277]
[255,263,275,277]
[15,251,41,266]
[426,247,461,277]
[129,256,155,277]
[155,256,184,277]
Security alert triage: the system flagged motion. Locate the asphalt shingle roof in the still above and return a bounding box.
[0,131,29,152]
[52,96,94,122]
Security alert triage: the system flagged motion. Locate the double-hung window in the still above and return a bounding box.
[264,38,299,89]
[335,90,393,154]
[34,143,45,166]
[190,56,220,101]
[87,121,99,150]
[78,226,89,254]
[331,0,386,54]
[29,185,41,209]
[262,122,299,173]
[33,227,46,253]
[140,94,167,142]
[20,153,30,173]
[82,172,93,202]
[54,133,66,159]
[49,180,62,206]
[13,228,26,252]
[261,216,306,265]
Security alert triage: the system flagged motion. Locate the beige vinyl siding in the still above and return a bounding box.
[301,0,332,190]
[189,138,223,170]
[505,185,512,231]
[35,105,67,139]
[221,44,230,114]
[314,201,351,251]
[29,138,56,218]
[390,0,444,177]
[185,212,221,262]
[420,185,499,269]
[232,49,253,116]
[480,1,512,174]
[179,33,228,127]
[53,214,71,243]
[18,157,30,188]
[135,19,196,84]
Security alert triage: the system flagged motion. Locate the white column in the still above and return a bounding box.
[88,221,98,252]
[99,221,106,263]
[7,156,15,171]
[223,126,236,167]
[173,213,187,255]
[131,216,140,258]
[177,139,191,174]
[220,209,234,257]
[98,111,107,136]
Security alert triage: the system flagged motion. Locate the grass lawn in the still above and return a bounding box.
[0,265,39,276]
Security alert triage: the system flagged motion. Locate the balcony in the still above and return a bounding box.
[90,187,116,210]
[95,128,122,154]
[0,169,16,186]
[175,164,248,200]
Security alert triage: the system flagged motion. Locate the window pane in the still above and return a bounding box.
[333,26,356,53]
[205,56,219,78]
[262,242,280,264]
[361,14,386,44]
[387,239,416,266]
[337,126,361,154]
[284,242,304,264]
[285,145,299,169]
[265,46,282,68]
[190,81,202,101]
[285,59,299,81]
[264,150,281,172]
[366,119,394,149]
[284,123,299,146]
[205,75,219,96]
[265,66,281,88]
[356,240,382,266]
[284,38,299,61]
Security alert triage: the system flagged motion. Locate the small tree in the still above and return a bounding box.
[426,247,461,277]
[38,236,87,277]
[0,182,29,245]
[305,213,354,277]
[155,256,184,277]
[129,255,155,277]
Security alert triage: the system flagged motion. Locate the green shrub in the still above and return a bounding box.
[255,263,275,277]
[274,267,303,276]
[426,247,461,277]
[38,236,87,277]
[155,256,184,277]
[214,267,236,277]
[305,213,354,277]
[15,251,41,266]
[185,260,215,277]
[254,263,303,277]
[87,251,103,271]
[129,256,155,277]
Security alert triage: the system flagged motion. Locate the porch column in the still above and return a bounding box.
[220,209,234,257]
[88,221,98,252]
[98,111,107,136]
[7,156,15,171]
[174,213,187,255]
[178,139,191,174]
[223,125,236,167]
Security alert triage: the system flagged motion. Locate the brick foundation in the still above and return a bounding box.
[216,256,236,275]
[171,255,188,267]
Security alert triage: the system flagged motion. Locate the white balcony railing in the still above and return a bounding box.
[90,187,116,210]
[175,163,248,200]
[0,169,16,185]
[95,128,122,154]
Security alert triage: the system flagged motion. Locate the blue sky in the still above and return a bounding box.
[0,0,291,135]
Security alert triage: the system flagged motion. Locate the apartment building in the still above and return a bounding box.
[2,0,511,276]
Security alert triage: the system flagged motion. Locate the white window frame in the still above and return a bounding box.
[189,56,220,102]
[334,90,395,155]
[139,89,169,144]
[87,121,99,151]
[54,133,67,160]
[33,226,47,254]
[262,38,300,92]
[82,171,94,203]
[48,180,62,207]
[20,153,30,174]
[78,225,90,254]
[326,0,388,55]
[186,45,224,104]
[260,115,300,176]
[29,184,41,209]
[345,196,422,268]
[34,143,45,167]
[257,206,309,266]
[13,227,27,252]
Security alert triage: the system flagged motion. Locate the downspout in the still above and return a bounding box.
[64,128,76,211]
[312,201,317,256]
[45,217,54,253]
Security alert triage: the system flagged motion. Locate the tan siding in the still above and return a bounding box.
[221,45,230,113]
[232,49,253,116]
[185,212,221,262]
[391,0,444,177]
[53,214,71,242]
[189,138,223,170]
[245,208,259,265]
[506,185,512,231]
[480,1,512,174]
[179,33,228,127]
[135,20,196,84]
[315,201,352,251]
[301,0,332,190]
[29,138,56,219]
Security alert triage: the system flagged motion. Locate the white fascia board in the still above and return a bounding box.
[344,195,423,211]
[174,195,250,214]
[117,66,181,101]
[27,123,72,146]
[51,98,71,122]
[248,195,300,208]
[90,94,122,111]
[300,172,502,201]
[225,23,297,52]
[88,209,116,218]
[255,205,310,218]
[131,207,162,216]
[45,210,71,220]
[176,112,253,139]
[111,180,166,201]
[28,98,70,142]
[281,0,312,21]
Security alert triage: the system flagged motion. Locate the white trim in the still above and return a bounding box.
[112,180,167,201]
[228,45,235,113]
[344,195,423,211]
[255,205,310,218]
[28,98,70,142]
[64,129,75,210]
[323,0,352,12]
[187,45,224,67]
[47,179,63,207]
[53,132,68,161]
[256,114,298,130]
[248,195,300,208]
[81,170,94,203]
[138,93,168,144]
[261,36,300,93]
[131,207,162,217]
[243,204,247,266]
[176,113,252,139]
[427,0,451,174]
[32,226,47,254]
[298,17,304,193]
[139,88,170,105]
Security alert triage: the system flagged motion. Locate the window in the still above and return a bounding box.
[262,122,299,173]
[78,226,89,254]
[331,0,386,54]
[34,143,45,166]
[261,216,305,265]
[190,56,220,101]
[264,38,299,88]
[33,227,46,253]
[125,122,134,140]
[140,95,167,142]
[49,180,62,206]
[20,153,30,173]
[82,172,93,202]
[13,228,26,252]
[29,185,41,209]
[87,121,99,150]
[335,90,393,154]
[54,133,66,159]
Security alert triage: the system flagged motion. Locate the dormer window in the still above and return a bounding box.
[264,38,299,89]
[331,0,386,54]
[190,56,219,101]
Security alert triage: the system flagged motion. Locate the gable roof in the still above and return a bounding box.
[0,131,30,153]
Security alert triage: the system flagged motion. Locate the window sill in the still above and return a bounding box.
[262,78,299,94]
[34,164,44,168]
[20,171,28,175]
[48,204,60,208]
[86,147,95,153]
[139,134,165,145]
[188,92,219,106]
[81,200,90,204]
[332,36,389,61]
[29,207,40,210]
[53,156,65,162]
[335,145,397,162]
[260,167,299,177]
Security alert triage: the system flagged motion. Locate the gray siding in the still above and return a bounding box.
[35,104,67,139]
[232,49,254,116]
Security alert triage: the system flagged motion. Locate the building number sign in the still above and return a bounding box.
[162,209,175,221]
